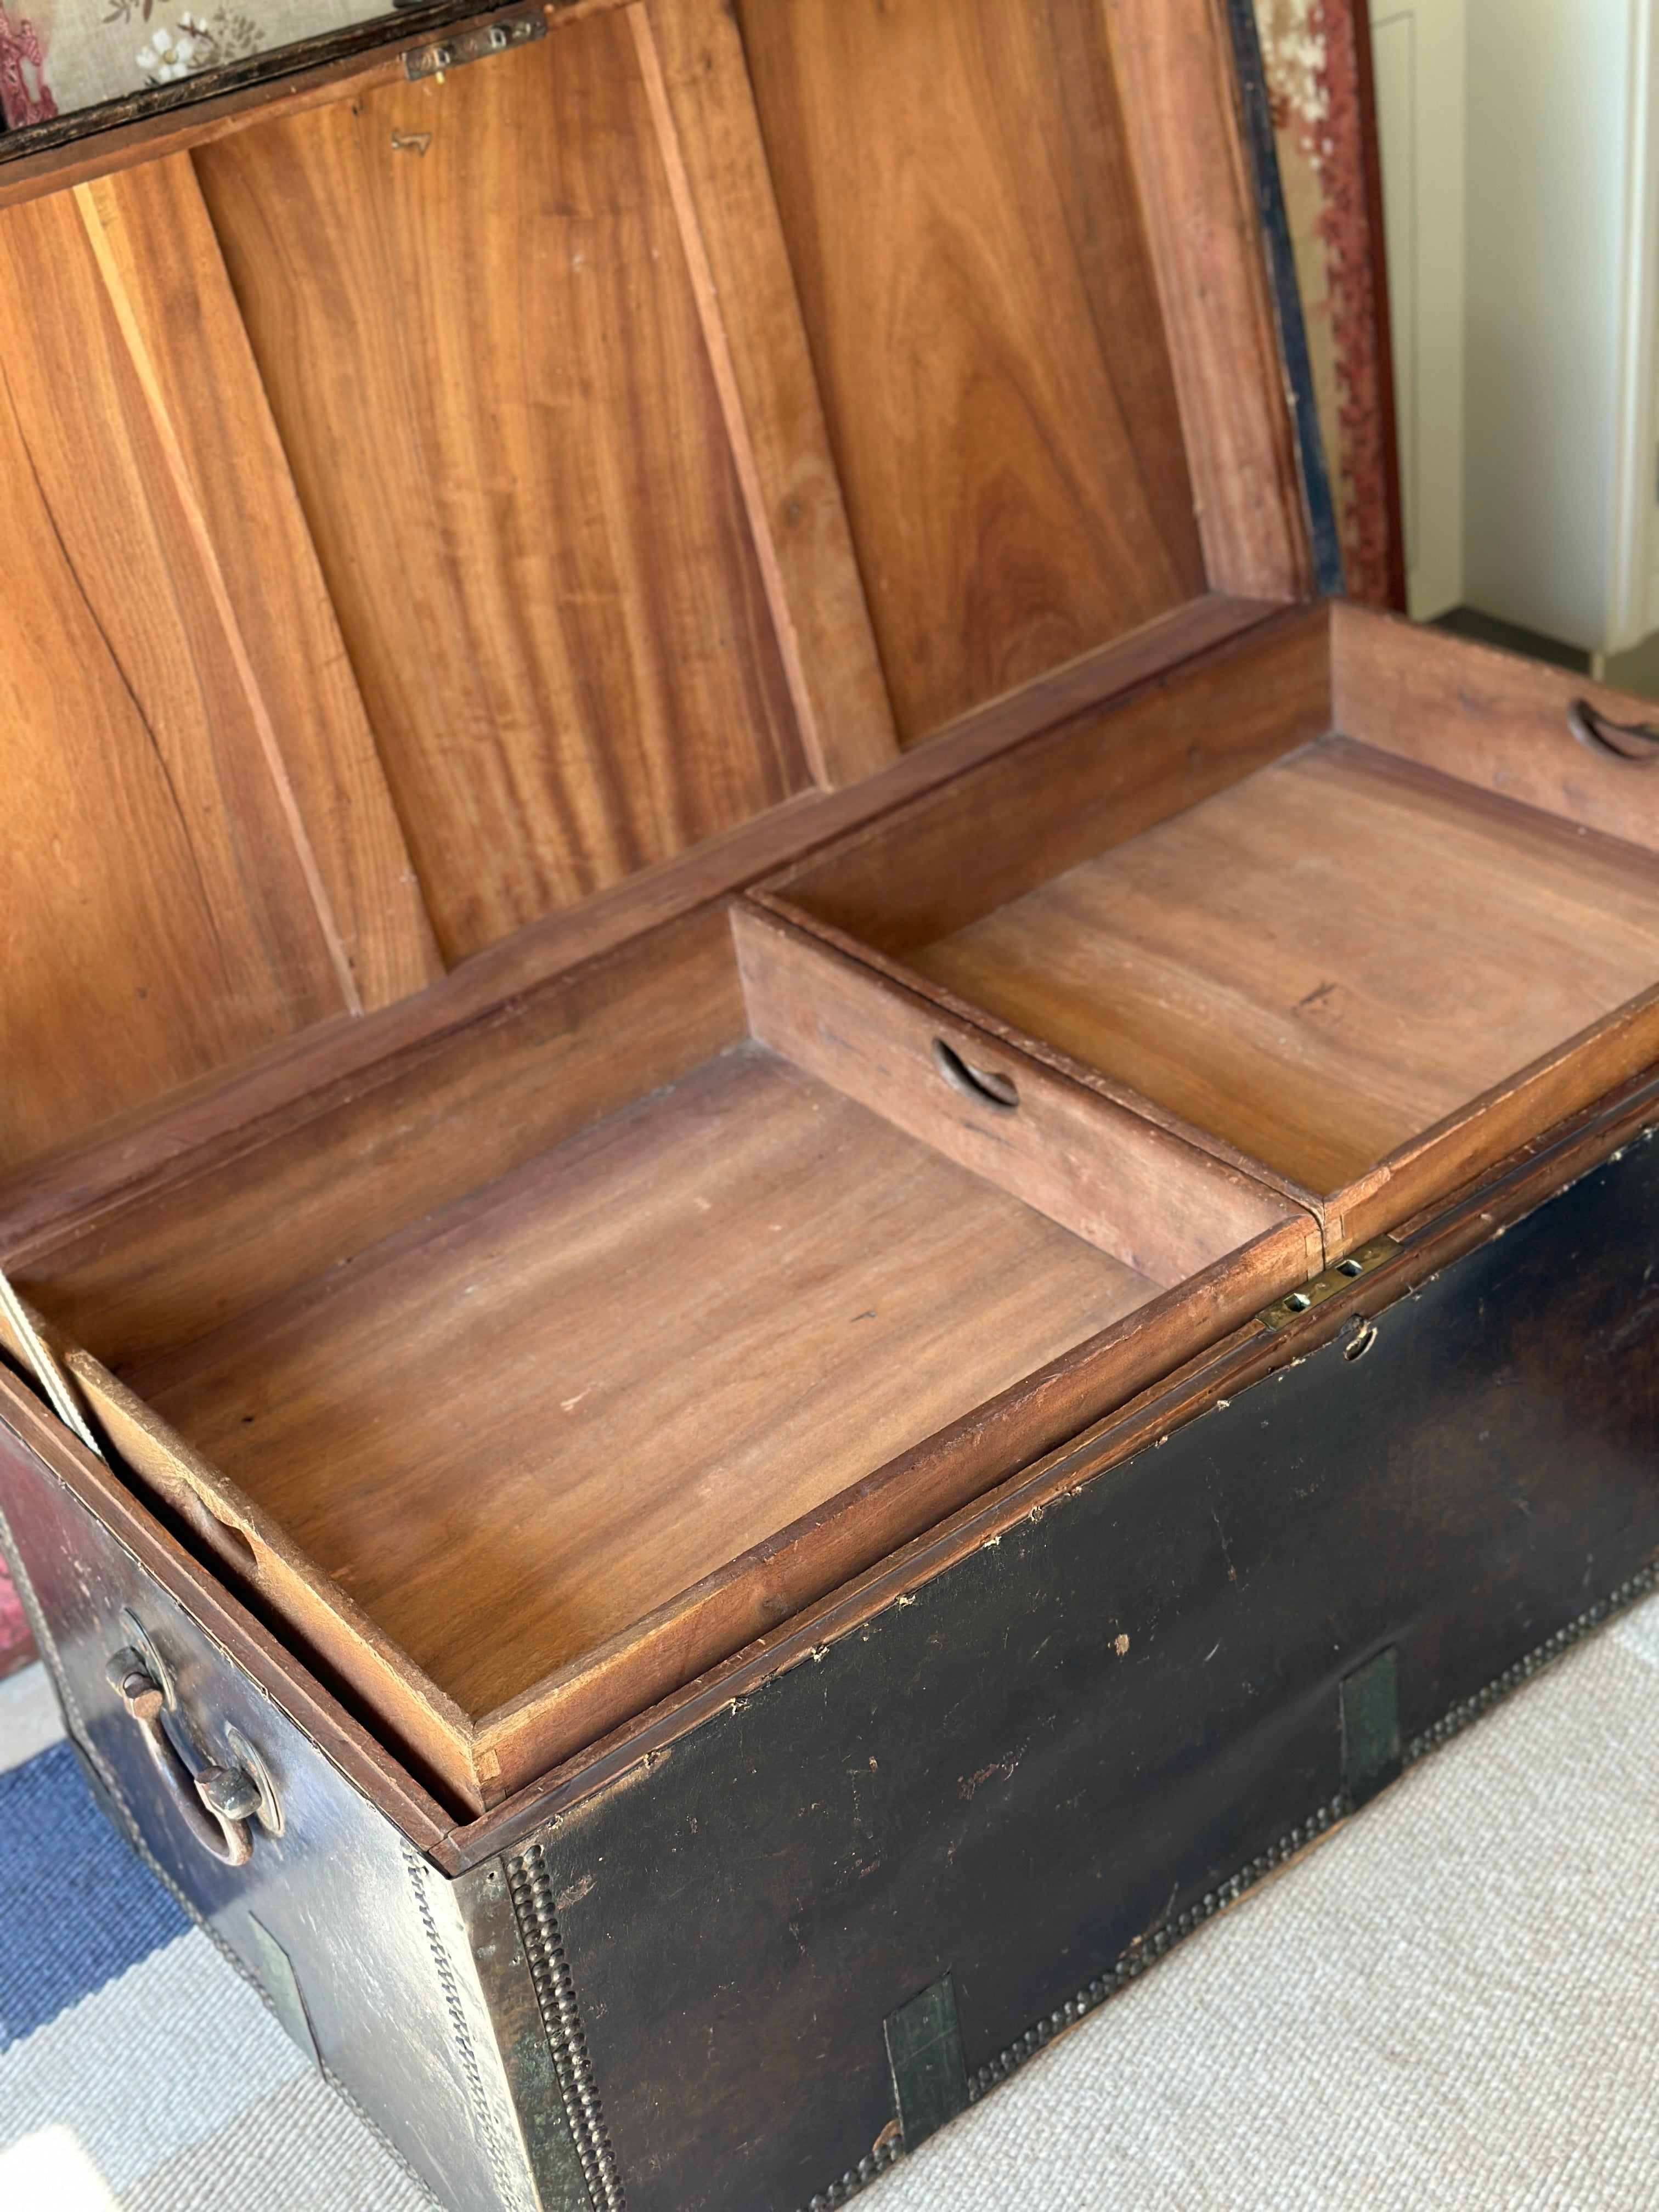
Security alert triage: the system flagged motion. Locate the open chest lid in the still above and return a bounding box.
[0,0,1339,1184]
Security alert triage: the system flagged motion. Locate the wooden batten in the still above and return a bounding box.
[634,0,899,787]
[1102,0,1313,602]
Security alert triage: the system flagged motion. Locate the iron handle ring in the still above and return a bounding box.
[105,1647,258,1867]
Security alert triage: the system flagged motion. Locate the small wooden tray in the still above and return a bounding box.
[758,605,1659,1260]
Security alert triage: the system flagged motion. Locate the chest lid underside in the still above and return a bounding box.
[0,0,1318,1184]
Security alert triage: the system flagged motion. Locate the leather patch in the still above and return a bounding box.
[1341,1645,1402,1808]
[884,1971,969,2149]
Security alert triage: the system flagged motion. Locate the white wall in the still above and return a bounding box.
[1369,0,1466,622]
[1462,0,1656,653]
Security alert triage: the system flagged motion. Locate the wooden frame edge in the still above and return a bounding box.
[0,0,629,210]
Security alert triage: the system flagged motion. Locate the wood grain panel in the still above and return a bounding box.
[72,162,442,1011]
[734,0,1207,742]
[134,1047,1153,1717]
[194,20,809,963]
[913,739,1659,1195]
[0,178,429,1172]
[634,0,899,787]
[1102,0,1312,601]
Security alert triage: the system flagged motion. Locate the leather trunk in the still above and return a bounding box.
[2,3,1657,2207]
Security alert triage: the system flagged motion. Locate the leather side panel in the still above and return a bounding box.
[0,1435,545,2212]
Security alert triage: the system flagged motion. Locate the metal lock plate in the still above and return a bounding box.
[404,10,544,80]
[1257,1236,1400,1331]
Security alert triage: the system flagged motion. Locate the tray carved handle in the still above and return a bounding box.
[1567,698,1659,761]
[931,1036,1020,1111]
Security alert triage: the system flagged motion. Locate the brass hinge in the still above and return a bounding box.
[1257,1235,1400,1332]
[404,9,544,80]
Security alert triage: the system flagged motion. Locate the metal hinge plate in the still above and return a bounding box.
[1257,1235,1400,1332]
[404,9,544,80]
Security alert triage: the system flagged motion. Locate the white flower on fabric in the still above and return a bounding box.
[138,2,261,83]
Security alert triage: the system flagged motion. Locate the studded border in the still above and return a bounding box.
[402,1841,529,2211]
[795,1557,1659,2210]
[506,1841,625,2212]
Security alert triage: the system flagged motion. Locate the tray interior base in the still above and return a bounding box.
[129,1043,1159,1717]
[911,738,1659,1190]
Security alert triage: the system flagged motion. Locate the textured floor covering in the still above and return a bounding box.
[3,1598,1659,2210]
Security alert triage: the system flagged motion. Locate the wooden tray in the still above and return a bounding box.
[4,899,1310,1808]
[755,605,1659,1259]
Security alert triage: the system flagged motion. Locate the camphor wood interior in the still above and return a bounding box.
[7,0,1658,1814]
[761,603,1659,1260]
[0,0,1331,1810]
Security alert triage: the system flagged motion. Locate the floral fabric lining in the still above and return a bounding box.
[0,0,392,126]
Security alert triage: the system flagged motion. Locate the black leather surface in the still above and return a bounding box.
[535,1127,1659,2212]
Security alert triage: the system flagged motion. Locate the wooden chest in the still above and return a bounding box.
[5,4,1659,2207]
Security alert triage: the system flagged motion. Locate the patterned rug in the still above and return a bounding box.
[8,1593,1659,2210]
[0,1666,434,2212]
